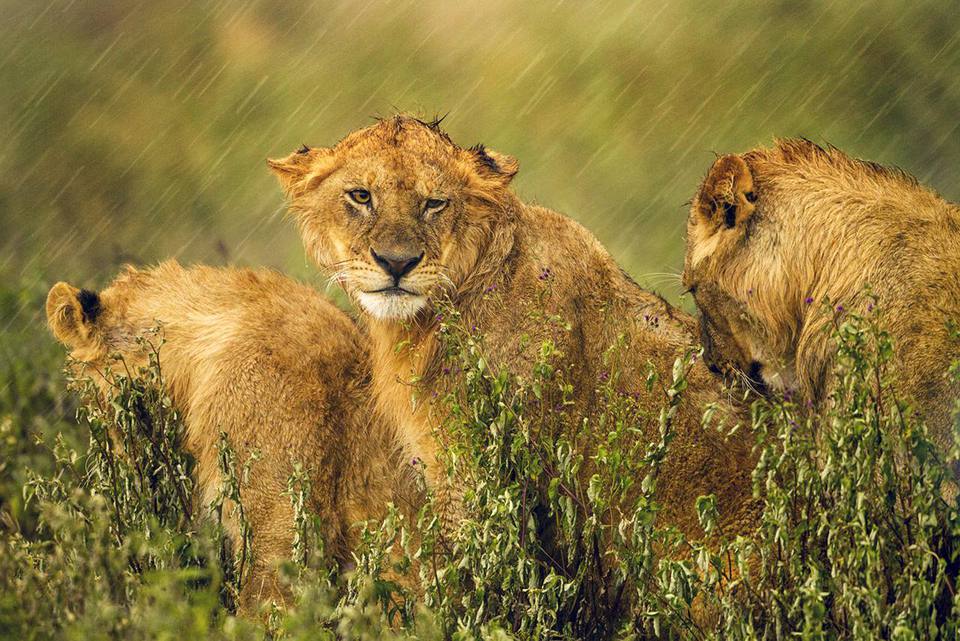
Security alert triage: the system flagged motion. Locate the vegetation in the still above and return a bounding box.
[2,1,958,638]
[2,302,957,640]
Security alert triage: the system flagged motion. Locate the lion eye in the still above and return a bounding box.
[424,198,447,213]
[348,189,372,205]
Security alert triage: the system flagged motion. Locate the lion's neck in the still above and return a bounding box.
[362,214,518,486]
[364,318,441,486]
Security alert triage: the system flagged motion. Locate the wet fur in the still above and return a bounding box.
[270,116,760,549]
[46,262,416,614]
[685,139,960,460]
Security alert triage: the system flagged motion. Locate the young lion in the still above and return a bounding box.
[268,116,758,547]
[683,139,960,462]
[46,261,413,613]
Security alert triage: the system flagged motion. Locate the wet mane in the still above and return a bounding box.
[745,137,923,192]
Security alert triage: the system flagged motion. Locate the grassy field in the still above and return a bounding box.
[1,1,959,638]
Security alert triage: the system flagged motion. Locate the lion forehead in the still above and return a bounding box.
[344,151,457,193]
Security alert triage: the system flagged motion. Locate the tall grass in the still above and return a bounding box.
[1,305,956,640]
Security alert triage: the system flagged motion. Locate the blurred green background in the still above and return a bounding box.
[1,0,959,529]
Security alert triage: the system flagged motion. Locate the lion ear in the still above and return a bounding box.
[694,154,757,232]
[46,282,101,347]
[470,144,519,186]
[267,145,337,198]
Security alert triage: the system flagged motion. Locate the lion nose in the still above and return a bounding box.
[370,248,423,282]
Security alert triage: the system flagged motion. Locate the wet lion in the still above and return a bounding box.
[268,116,759,548]
[47,262,415,614]
[684,139,960,465]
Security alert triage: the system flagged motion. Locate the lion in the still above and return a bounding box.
[267,115,759,557]
[683,139,960,463]
[46,261,416,614]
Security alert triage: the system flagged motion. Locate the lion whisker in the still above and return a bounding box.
[733,368,765,396]
[325,270,347,293]
[640,272,684,287]
[434,271,456,290]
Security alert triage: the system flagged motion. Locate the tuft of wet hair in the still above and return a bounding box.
[412,113,454,145]
[371,113,455,146]
[416,113,448,131]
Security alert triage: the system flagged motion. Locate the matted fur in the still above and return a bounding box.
[684,139,960,460]
[46,261,414,613]
[270,115,759,544]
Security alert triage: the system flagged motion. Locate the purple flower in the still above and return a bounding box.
[747,288,754,296]
[435,312,444,322]
[867,302,874,313]
[599,371,610,383]
[484,284,497,294]
[411,457,422,466]
[836,304,844,313]
[538,267,553,281]
[804,297,814,305]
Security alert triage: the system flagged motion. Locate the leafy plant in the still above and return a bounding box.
[1,302,957,640]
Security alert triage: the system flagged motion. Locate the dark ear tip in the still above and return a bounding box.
[470,144,518,181]
[77,289,101,322]
[722,202,737,228]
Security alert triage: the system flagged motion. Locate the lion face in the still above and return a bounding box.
[683,152,801,394]
[269,116,517,321]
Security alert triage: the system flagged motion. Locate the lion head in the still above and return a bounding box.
[682,139,955,400]
[682,144,825,394]
[268,115,519,321]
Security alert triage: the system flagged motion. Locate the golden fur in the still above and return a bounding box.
[46,262,414,613]
[269,116,759,545]
[684,139,960,459]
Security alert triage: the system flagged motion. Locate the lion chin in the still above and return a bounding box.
[356,290,428,320]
